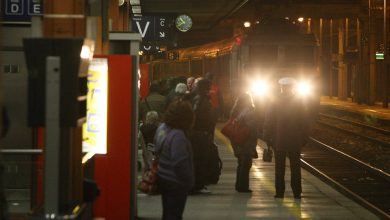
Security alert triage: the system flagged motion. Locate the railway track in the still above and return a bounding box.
[301,138,390,219]
[317,113,390,148]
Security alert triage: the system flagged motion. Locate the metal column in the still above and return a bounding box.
[44,56,61,219]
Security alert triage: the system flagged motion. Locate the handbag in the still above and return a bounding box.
[137,129,171,195]
[138,157,160,195]
[221,118,250,145]
[262,145,273,162]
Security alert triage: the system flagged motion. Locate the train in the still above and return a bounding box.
[145,18,320,116]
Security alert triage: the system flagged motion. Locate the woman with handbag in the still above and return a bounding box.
[155,99,195,220]
[230,93,259,193]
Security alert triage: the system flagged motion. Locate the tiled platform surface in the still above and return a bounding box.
[321,96,390,121]
[137,130,379,220]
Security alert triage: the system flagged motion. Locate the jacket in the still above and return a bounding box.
[154,123,194,190]
[263,94,311,152]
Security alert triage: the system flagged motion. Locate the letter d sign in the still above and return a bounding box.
[6,0,23,15]
[11,4,19,13]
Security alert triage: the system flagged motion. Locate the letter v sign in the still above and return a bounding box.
[136,21,150,38]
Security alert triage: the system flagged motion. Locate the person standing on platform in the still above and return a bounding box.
[205,72,224,139]
[139,81,166,121]
[229,93,258,193]
[165,83,188,109]
[139,111,160,170]
[155,100,194,220]
[190,79,215,193]
[263,77,311,199]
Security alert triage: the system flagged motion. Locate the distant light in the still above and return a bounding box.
[297,17,304,23]
[80,46,91,60]
[376,52,384,60]
[285,17,290,20]
[235,37,242,46]
[139,51,144,56]
[118,0,125,6]
[255,20,260,24]
[244,21,251,28]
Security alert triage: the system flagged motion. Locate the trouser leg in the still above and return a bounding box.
[274,151,286,195]
[236,155,252,190]
[288,151,302,196]
[159,178,188,220]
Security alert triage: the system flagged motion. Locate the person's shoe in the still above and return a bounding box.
[198,187,211,194]
[237,189,252,193]
[274,194,284,199]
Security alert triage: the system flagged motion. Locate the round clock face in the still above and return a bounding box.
[175,14,193,32]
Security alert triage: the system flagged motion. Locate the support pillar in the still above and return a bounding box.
[338,19,347,100]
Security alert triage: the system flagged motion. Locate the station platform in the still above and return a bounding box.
[136,129,379,220]
[320,96,390,122]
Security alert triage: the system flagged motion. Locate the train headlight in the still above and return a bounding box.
[297,81,312,96]
[250,80,269,96]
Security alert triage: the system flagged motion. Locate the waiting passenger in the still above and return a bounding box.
[230,93,259,193]
[140,111,160,170]
[186,77,195,92]
[155,100,194,220]
[139,81,166,121]
[263,77,312,199]
[165,83,188,108]
[205,72,224,138]
[191,79,215,193]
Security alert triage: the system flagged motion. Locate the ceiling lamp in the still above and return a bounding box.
[244,21,251,28]
[297,17,304,23]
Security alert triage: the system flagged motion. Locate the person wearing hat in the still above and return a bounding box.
[263,77,311,199]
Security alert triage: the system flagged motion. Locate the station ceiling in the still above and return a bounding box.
[139,0,364,48]
[141,0,250,31]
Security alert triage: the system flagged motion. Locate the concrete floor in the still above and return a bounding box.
[137,130,379,220]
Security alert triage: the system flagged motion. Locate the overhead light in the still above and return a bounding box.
[130,0,140,4]
[118,0,125,6]
[243,21,251,28]
[297,17,304,23]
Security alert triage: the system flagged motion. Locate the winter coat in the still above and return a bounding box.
[154,123,194,191]
[263,94,311,152]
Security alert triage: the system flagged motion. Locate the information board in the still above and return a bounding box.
[82,58,108,154]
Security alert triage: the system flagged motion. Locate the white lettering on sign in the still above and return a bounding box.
[33,4,40,13]
[11,4,20,13]
[159,32,165,38]
[6,0,23,15]
[136,21,150,38]
[143,45,152,51]
[160,19,165,27]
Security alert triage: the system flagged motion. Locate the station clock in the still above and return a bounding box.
[175,14,193,32]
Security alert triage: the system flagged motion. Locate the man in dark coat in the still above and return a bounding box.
[139,81,166,121]
[263,77,312,199]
